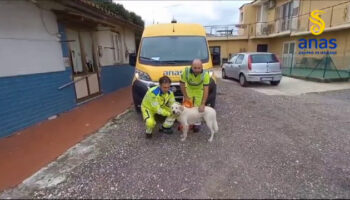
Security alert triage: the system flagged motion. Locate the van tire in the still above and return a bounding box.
[239,74,248,87]
[271,80,280,86]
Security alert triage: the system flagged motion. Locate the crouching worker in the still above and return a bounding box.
[141,76,176,138]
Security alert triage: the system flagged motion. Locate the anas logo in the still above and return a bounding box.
[309,10,326,35]
[298,9,337,55]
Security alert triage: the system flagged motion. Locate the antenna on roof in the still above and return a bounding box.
[171,16,177,24]
[171,17,176,32]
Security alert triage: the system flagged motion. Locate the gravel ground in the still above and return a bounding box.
[2,78,350,199]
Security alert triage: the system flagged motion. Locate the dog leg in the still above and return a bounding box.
[205,119,215,142]
[208,126,215,142]
[181,124,189,141]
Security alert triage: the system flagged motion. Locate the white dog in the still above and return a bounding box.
[171,102,219,142]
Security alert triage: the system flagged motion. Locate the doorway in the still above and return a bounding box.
[209,46,221,66]
[65,28,101,102]
[282,41,296,68]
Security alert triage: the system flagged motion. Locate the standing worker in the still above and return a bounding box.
[180,59,210,132]
[141,76,176,138]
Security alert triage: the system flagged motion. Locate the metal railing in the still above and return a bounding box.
[204,24,248,37]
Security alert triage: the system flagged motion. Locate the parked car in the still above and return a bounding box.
[222,52,282,87]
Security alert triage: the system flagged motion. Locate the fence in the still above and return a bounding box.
[277,52,350,82]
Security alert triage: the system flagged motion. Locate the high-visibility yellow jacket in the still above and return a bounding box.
[141,86,175,116]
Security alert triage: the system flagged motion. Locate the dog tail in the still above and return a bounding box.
[213,120,219,132]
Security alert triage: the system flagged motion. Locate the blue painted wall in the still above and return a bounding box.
[0,68,76,138]
[100,65,135,94]
[0,22,134,138]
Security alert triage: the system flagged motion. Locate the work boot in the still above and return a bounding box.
[159,126,173,134]
[192,125,201,133]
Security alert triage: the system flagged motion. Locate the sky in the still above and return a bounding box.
[115,1,253,26]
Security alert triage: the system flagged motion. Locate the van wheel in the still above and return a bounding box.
[222,69,227,79]
[271,80,280,86]
[239,74,248,87]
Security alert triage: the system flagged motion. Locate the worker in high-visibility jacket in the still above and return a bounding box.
[141,76,176,138]
[180,59,210,132]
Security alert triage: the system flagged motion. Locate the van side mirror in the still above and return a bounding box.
[129,53,136,67]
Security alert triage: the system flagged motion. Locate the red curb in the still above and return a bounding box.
[0,86,132,191]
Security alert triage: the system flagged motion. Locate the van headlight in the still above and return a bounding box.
[135,69,151,81]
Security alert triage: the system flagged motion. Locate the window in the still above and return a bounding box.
[251,54,279,63]
[235,54,244,64]
[139,36,209,65]
[230,55,237,63]
[277,1,292,32]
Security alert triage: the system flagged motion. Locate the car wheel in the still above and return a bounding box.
[222,69,227,79]
[271,80,280,86]
[239,74,248,87]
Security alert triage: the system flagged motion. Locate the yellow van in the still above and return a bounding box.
[130,21,217,112]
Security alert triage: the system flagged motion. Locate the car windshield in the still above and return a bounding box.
[251,54,278,63]
[139,36,209,65]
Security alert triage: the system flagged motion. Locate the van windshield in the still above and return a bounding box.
[139,36,209,65]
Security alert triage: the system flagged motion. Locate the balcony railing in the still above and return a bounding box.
[204,24,249,38]
[206,1,350,39]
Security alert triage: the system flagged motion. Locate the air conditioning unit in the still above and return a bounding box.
[268,0,276,9]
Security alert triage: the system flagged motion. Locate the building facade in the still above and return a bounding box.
[0,0,143,137]
[207,0,350,81]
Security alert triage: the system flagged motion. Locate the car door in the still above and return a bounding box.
[225,55,237,78]
[233,54,244,79]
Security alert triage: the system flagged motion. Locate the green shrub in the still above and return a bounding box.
[92,0,144,27]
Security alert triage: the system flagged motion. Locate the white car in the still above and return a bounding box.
[222,52,282,87]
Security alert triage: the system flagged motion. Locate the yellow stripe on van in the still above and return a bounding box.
[136,62,213,82]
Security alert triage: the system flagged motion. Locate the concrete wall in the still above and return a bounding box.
[0,1,76,137]
[268,29,350,70]
[0,0,65,77]
[298,0,350,32]
[242,3,257,24]
[0,68,76,138]
[95,26,136,93]
[209,26,350,70]
[100,65,135,94]
[208,39,249,61]
[208,38,273,60]
[95,26,136,67]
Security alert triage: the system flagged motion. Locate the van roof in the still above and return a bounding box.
[142,23,207,37]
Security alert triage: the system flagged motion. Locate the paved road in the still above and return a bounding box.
[2,76,350,198]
